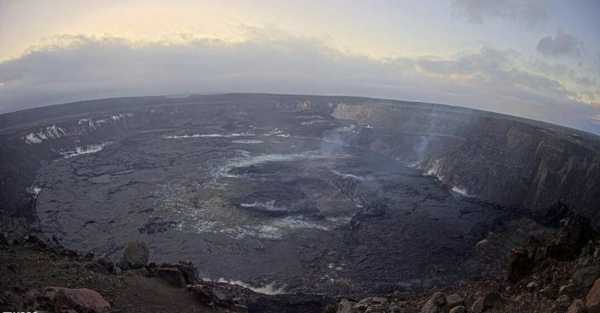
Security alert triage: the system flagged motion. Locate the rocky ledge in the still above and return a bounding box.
[0,234,335,313]
[3,205,600,313]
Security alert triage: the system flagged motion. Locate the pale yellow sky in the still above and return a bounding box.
[0,0,470,61]
[1,0,599,131]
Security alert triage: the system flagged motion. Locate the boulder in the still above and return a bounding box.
[446,294,464,309]
[567,299,586,313]
[46,287,110,313]
[471,292,502,313]
[421,292,447,313]
[586,278,600,313]
[119,241,149,270]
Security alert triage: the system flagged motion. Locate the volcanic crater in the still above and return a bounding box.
[2,93,600,296]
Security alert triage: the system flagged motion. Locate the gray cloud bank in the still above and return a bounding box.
[537,31,582,58]
[0,35,599,133]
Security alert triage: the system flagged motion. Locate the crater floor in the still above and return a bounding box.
[31,106,512,295]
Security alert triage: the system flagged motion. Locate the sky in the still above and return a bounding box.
[1,0,599,132]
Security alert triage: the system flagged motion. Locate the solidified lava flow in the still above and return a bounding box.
[2,93,600,295]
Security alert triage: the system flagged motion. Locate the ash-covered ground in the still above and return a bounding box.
[24,97,518,296]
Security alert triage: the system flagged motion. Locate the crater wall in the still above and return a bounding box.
[1,93,599,234]
[330,100,600,224]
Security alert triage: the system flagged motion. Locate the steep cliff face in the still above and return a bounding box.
[331,100,600,227]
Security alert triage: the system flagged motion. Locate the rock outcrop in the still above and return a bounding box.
[587,279,600,313]
[15,287,111,313]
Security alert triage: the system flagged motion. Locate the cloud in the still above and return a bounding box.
[414,47,594,123]
[0,34,599,133]
[452,0,547,26]
[537,31,582,58]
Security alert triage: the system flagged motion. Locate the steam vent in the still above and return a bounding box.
[2,94,600,312]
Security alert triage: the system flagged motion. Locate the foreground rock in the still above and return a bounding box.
[53,287,111,313]
[586,278,600,313]
[20,287,111,313]
[5,204,600,313]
